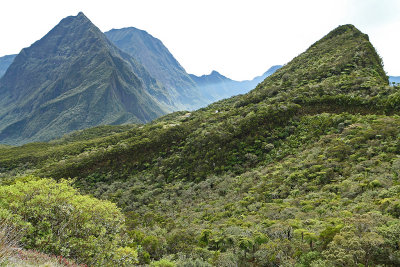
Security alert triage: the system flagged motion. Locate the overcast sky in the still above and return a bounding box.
[0,0,399,80]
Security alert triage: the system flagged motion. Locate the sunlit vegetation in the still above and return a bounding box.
[0,176,137,266]
[1,25,400,266]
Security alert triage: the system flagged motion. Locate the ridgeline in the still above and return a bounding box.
[1,24,400,266]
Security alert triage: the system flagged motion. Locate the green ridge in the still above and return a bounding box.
[1,24,400,266]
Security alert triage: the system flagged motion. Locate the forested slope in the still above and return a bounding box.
[1,24,400,266]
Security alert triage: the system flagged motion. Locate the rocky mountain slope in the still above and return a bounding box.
[0,12,172,145]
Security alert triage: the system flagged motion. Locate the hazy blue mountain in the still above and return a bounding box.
[0,54,16,78]
[189,70,233,87]
[189,65,282,101]
[248,65,282,87]
[189,70,235,101]
[0,12,172,145]
[390,76,400,85]
[105,27,205,109]
[105,27,283,106]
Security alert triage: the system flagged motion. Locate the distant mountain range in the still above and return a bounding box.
[1,27,282,107]
[0,13,282,144]
[0,12,172,144]
[105,27,204,110]
[105,27,281,104]
[190,65,282,101]
[0,54,16,77]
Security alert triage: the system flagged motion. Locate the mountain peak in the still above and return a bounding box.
[74,12,91,22]
[0,12,170,144]
[11,11,106,66]
[241,24,388,107]
[210,70,222,76]
[62,11,94,28]
[109,27,149,36]
[327,24,362,37]
[312,24,368,48]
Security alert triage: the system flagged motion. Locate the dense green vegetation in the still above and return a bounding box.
[1,24,400,266]
[0,176,137,266]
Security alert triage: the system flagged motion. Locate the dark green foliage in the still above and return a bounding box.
[1,24,400,266]
[237,24,388,108]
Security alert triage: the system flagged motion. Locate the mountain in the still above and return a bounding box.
[30,24,389,183]
[2,24,400,266]
[390,76,400,84]
[105,27,282,106]
[0,12,173,145]
[189,65,282,101]
[189,70,234,101]
[0,54,16,78]
[248,65,282,86]
[105,27,205,109]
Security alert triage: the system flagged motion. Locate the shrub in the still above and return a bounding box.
[151,258,177,267]
[0,176,126,266]
[112,246,139,266]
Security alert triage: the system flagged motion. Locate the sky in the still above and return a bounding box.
[0,0,399,80]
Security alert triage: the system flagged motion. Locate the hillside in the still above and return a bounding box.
[1,24,400,266]
[0,54,16,78]
[105,27,205,109]
[0,12,172,145]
